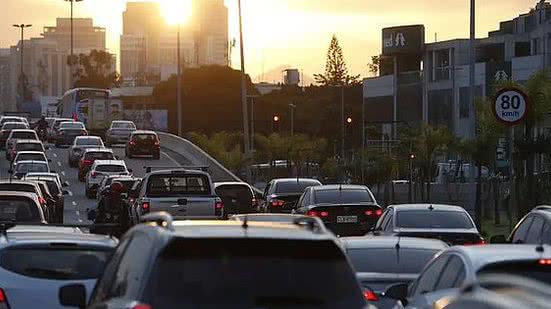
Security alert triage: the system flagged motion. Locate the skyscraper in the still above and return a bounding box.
[43,18,106,52]
[192,0,229,66]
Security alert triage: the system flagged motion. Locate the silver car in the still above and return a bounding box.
[68,136,105,167]
[105,120,136,146]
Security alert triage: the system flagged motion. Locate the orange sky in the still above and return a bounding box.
[0,0,541,82]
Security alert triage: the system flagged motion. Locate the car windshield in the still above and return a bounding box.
[314,189,373,204]
[147,174,210,197]
[2,123,27,130]
[0,247,112,280]
[16,143,43,152]
[11,132,36,140]
[143,238,364,309]
[16,163,49,173]
[215,185,253,203]
[396,210,474,229]
[24,178,59,195]
[16,154,46,162]
[0,184,36,193]
[132,134,157,141]
[60,123,84,129]
[0,196,40,222]
[478,261,551,286]
[76,138,102,146]
[96,165,126,173]
[85,152,115,160]
[275,180,320,194]
[348,247,440,274]
[112,122,135,129]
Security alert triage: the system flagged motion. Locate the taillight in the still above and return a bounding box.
[375,209,383,216]
[81,159,92,166]
[154,140,160,147]
[320,211,329,217]
[39,197,46,205]
[215,201,224,210]
[142,201,150,212]
[91,171,96,178]
[215,199,224,217]
[129,140,136,145]
[251,198,258,207]
[365,209,383,217]
[539,259,551,265]
[363,289,379,302]
[0,288,9,308]
[131,303,152,309]
[271,200,285,207]
[307,210,319,217]
[365,210,374,216]
[464,238,486,246]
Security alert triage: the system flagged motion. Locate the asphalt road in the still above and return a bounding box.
[0,142,181,225]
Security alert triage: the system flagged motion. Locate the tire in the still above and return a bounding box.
[85,188,93,199]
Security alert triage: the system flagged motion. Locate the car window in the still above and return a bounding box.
[132,134,157,141]
[16,143,44,152]
[314,189,373,204]
[525,216,545,244]
[12,132,37,140]
[275,180,321,194]
[109,233,151,298]
[542,222,551,245]
[411,255,450,297]
[142,238,364,308]
[76,138,102,146]
[435,255,465,290]
[60,123,85,129]
[383,213,394,232]
[348,248,441,274]
[85,152,115,160]
[90,238,131,303]
[301,189,311,206]
[478,261,551,286]
[16,154,46,162]
[396,210,474,229]
[147,174,211,197]
[512,216,534,244]
[16,163,49,173]
[96,165,126,173]
[0,196,41,222]
[215,185,253,203]
[112,122,136,129]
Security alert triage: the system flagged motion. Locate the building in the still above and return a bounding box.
[0,49,11,109]
[363,0,551,140]
[192,0,229,66]
[42,18,106,51]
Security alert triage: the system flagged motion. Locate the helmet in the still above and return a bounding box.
[41,115,46,120]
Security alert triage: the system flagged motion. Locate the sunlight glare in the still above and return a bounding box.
[160,0,192,24]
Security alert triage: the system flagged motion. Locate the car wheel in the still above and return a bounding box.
[85,188,93,199]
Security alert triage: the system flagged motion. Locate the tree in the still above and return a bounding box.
[72,50,121,89]
[367,55,380,76]
[314,35,360,86]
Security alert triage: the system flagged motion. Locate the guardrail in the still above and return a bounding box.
[157,132,242,183]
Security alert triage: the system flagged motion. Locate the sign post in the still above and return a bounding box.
[493,87,529,232]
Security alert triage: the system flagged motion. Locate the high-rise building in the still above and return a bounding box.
[192,0,229,66]
[0,49,12,110]
[42,18,106,52]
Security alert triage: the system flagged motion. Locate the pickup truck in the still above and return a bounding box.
[133,168,224,221]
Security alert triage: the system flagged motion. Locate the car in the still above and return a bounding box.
[0,181,54,222]
[125,130,160,159]
[105,120,136,146]
[9,139,46,162]
[0,191,46,223]
[49,118,74,142]
[55,121,87,147]
[23,174,69,223]
[295,184,382,236]
[214,182,258,215]
[58,212,368,309]
[372,204,484,246]
[342,236,448,309]
[0,224,117,309]
[31,180,59,222]
[229,213,329,233]
[68,136,105,167]
[25,172,67,189]
[13,151,48,168]
[132,168,224,221]
[262,178,322,213]
[5,129,39,159]
[384,244,551,309]
[85,160,130,199]
[12,160,51,179]
[95,175,141,200]
[490,205,551,245]
[0,116,28,127]
[78,148,117,182]
[0,122,30,148]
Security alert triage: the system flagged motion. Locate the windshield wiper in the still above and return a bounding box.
[254,296,325,307]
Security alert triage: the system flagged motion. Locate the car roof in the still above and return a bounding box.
[0,191,39,199]
[15,151,46,155]
[10,129,35,133]
[83,148,113,153]
[93,160,126,166]
[214,182,251,187]
[60,121,83,125]
[15,160,48,165]
[1,226,117,247]
[341,236,449,251]
[112,120,134,123]
[25,173,59,178]
[147,169,210,177]
[131,130,156,135]
[0,181,38,187]
[272,178,321,183]
[449,245,551,270]
[312,184,368,191]
[2,122,27,126]
[15,139,42,144]
[75,135,100,139]
[390,204,467,212]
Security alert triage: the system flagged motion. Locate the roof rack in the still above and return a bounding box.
[292,217,325,234]
[0,222,120,238]
[144,165,209,174]
[141,212,175,232]
[534,205,551,212]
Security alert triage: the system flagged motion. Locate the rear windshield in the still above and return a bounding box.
[147,174,211,197]
[143,238,364,309]
[396,210,474,229]
[348,248,440,274]
[54,119,73,127]
[314,189,373,204]
[16,143,43,152]
[1,118,23,125]
[76,138,102,146]
[85,152,115,160]
[96,165,126,173]
[2,123,27,130]
[275,180,320,194]
[11,132,37,140]
[132,134,157,141]
[478,261,551,286]
[0,196,40,222]
[0,184,36,193]
[16,154,46,162]
[0,247,112,280]
[112,122,135,129]
[215,185,253,202]
[60,123,84,129]
[16,164,49,173]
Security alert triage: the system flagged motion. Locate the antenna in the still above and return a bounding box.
[428,205,434,211]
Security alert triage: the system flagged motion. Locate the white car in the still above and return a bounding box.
[5,130,39,159]
[12,160,51,179]
[105,120,136,146]
[13,151,48,169]
[85,160,130,199]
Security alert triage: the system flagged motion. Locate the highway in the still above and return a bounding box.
[0,143,181,225]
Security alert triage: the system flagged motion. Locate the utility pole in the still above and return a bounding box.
[177,23,183,136]
[289,103,296,137]
[341,85,345,162]
[65,0,83,86]
[13,24,32,99]
[238,0,251,183]
[469,0,476,139]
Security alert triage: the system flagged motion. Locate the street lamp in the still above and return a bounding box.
[64,0,83,87]
[12,24,32,78]
[238,0,251,183]
[346,117,353,124]
[272,115,280,133]
[289,103,296,136]
[177,23,183,137]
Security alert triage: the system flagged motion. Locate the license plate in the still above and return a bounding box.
[337,216,358,223]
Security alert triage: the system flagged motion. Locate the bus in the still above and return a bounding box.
[57,88,117,132]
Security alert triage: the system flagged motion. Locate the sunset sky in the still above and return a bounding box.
[0,0,541,82]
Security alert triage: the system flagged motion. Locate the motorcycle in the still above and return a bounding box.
[36,128,47,141]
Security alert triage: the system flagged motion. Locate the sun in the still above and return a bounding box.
[159,0,192,24]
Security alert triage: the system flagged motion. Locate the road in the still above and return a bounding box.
[0,143,181,225]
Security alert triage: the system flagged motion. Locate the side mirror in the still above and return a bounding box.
[384,282,409,303]
[490,234,507,244]
[58,284,86,309]
[87,209,97,221]
[114,155,120,160]
[63,181,69,187]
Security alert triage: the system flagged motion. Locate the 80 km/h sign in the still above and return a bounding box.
[493,88,529,126]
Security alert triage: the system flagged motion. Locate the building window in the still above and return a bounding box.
[459,86,482,119]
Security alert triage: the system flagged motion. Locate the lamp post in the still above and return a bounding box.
[12,24,32,78]
[177,23,183,137]
[64,0,83,87]
[238,0,251,183]
[289,103,296,137]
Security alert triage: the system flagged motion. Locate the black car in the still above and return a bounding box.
[262,178,322,213]
[295,184,382,236]
[125,130,160,159]
[58,212,368,309]
[491,205,551,245]
[342,236,448,309]
[372,204,484,246]
[214,182,258,215]
[55,122,87,147]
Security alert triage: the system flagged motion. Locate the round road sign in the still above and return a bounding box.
[493,88,529,125]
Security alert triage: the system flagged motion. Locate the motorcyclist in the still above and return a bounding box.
[90,182,132,238]
[35,116,48,140]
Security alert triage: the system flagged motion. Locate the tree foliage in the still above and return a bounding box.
[314,35,360,86]
[72,50,121,89]
[367,55,380,76]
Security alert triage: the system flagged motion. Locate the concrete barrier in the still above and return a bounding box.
[157,132,242,183]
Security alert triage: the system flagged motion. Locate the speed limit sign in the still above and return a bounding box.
[493,88,529,125]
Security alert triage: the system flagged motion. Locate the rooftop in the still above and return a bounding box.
[391,204,467,212]
[341,236,449,251]
[451,244,551,270]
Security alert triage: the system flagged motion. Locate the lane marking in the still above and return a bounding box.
[72,201,77,206]
[57,162,62,167]
[65,181,70,186]
[76,211,80,216]
[61,171,66,176]
[68,190,73,197]
[162,151,181,167]
[53,153,58,158]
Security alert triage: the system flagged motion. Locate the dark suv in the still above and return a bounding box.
[59,212,368,309]
[491,205,551,245]
[262,178,322,213]
[125,131,160,159]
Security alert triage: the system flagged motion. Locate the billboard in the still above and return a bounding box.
[124,109,168,132]
[382,25,425,55]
